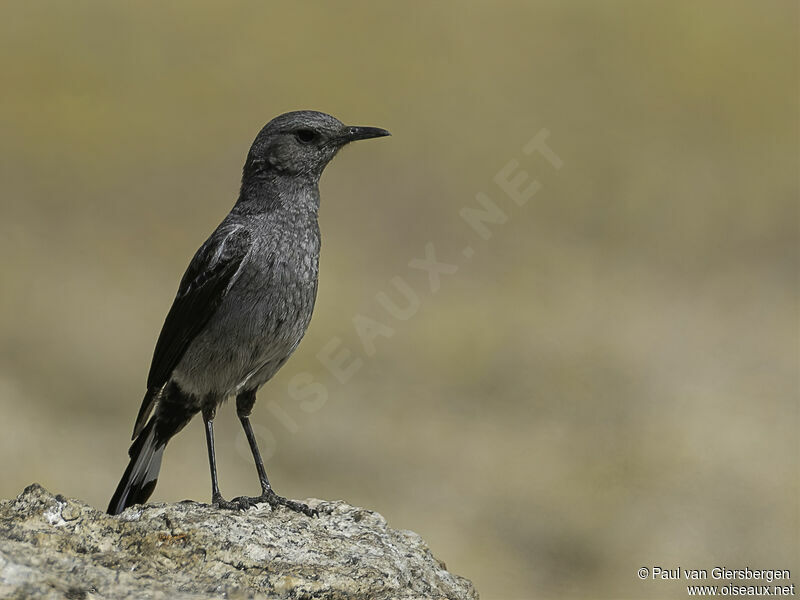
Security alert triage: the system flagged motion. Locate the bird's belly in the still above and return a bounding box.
[172,274,317,398]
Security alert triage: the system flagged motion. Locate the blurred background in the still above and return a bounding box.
[1,2,797,598]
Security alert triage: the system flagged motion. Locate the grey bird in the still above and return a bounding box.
[107,110,390,516]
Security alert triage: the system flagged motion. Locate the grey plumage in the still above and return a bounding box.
[108,111,389,515]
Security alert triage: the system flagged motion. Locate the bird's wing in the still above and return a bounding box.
[132,225,252,437]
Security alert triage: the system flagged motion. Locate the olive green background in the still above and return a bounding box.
[1,2,797,598]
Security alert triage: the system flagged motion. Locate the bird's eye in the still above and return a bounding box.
[295,129,317,144]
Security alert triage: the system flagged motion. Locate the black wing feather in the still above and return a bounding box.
[132,226,251,437]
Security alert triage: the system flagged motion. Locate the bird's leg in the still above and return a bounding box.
[202,403,238,510]
[232,390,317,517]
[237,390,272,491]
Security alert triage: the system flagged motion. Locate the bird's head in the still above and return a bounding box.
[243,110,390,182]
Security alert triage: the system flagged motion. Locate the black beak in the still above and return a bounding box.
[342,125,391,143]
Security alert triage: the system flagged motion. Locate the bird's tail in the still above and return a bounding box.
[107,418,165,515]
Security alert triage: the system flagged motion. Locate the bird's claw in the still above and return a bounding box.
[212,495,247,511]
[213,491,317,517]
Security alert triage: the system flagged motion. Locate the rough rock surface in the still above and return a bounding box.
[0,484,477,600]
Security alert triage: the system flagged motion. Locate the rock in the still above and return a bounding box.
[0,484,478,600]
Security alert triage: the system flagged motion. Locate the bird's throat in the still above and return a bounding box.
[235,174,320,216]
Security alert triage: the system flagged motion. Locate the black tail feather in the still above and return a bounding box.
[107,419,164,515]
[108,383,198,515]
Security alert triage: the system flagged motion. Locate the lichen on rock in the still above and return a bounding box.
[0,484,477,600]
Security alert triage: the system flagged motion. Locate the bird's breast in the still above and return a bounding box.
[173,216,321,397]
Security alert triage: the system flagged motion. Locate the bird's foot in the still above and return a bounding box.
[230,489,318,517]
[211,493,247,511]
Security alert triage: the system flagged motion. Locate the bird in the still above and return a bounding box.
[107,110,390,516]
